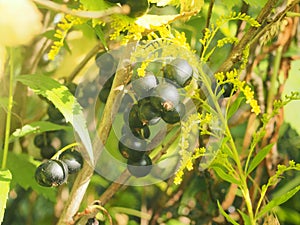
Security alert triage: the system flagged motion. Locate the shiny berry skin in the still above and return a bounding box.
[132,72,158,98]
[122,124,150,140]
[35,160,68,187]
[150,83,180,112]
[161,102,185,124]
[127,104,144,129]
[219,83,235,98]
[47,103,64,123]
[59,149,84,174]
[127,154,152,177]
[163,58,193,87]
[40,145,56,159]
[96,52,117,76]
[34,133,50,148]
[138,100,161,125]
[118,135,146,161]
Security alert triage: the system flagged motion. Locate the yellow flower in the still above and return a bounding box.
[0,0,42,47]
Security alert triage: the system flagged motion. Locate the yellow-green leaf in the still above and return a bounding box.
[0,169,12,224]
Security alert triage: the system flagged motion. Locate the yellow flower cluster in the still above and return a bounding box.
[109,15,145,44]
[48,15,84,60]
[174,114,208,185]
[214,70,261,115]
[240,84,261,115]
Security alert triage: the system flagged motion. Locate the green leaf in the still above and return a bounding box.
[3,152,56,201]
[9,121,70,143]
[237,209,251,225]
[0,169,12,224]
[17,75,94,164]
[88,22,108,50]
[247,144,273,175]
[217,201,239,225]
[212,164,240,185]
[227,96,245,119]
[243,0,268,8]
[257,185,300,218]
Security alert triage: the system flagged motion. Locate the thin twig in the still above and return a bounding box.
[217,0,278,73]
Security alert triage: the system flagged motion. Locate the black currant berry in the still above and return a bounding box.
[35,160,68,187]
[34,133,50,148]
[219,83,235,98]
[161,102,185,124]
[59,149,84,174]
[47,103,64,123]
[124,0,149,17]
[127,104,144,129]
[138,100,161,125]
[118,93,134,112]
[127,154,152,177]
[86,218,104,225]
[132,72,158,98]
[122,124,150,139]
[40,145,56,159]
[96,52,117,76]
[118,135,146,161]
[150,83,180,112]
[163,58,193,87]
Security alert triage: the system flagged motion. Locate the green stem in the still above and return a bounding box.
[2,48,14,169]
[199,66,256,223]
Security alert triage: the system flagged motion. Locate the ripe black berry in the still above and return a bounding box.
[35,160,68,187]
[127,104,144,129]
[138,100,161,125]
[132,72,158,98]
[161,102,185,124]
[219,83,235,98]
[118,93,134,112]
[59,149,84,174]
[40,145,56,159]
[150,83,180,112]
[96,52,117,76]
[118,135,146,161]
[47,103,64,123]
[34,133,50,148]
[122,124,150,140]
[163,58,193,87]
[127,154,152,177]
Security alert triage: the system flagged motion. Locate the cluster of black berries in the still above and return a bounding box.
[117,58,193,177]
[105,0,149,17]
[35,149,83,187]
[34,83,84,187]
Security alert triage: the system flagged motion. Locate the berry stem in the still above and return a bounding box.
[52,142,81,159]
[2,48,14,170]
